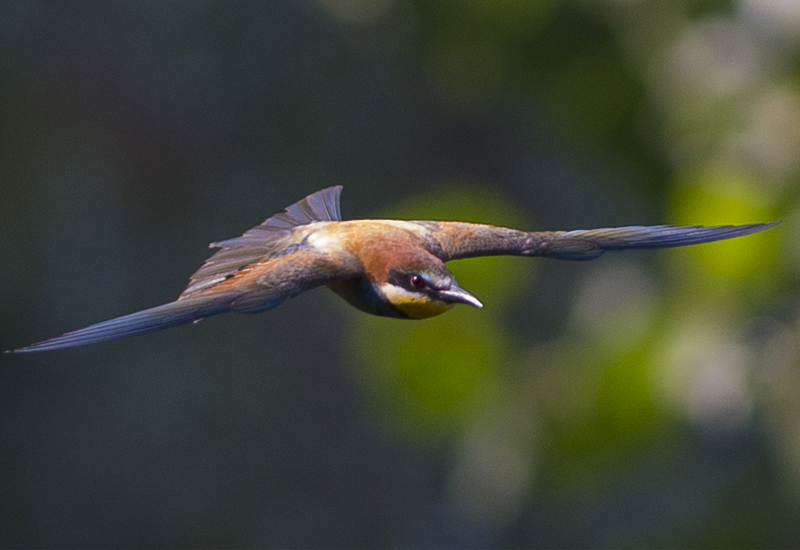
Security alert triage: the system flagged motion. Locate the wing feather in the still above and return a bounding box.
[425,221,778,261]
[7,247,357,353]
[539,223,778,259]
[6,188,351,353]
[6,295,232,353]
[181,186,343,298]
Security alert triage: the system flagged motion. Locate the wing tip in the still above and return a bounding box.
[755,220,780,231]
[701,220,780,240]
[4,344,48,355]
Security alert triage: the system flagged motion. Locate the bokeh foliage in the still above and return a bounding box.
[348,183,532,440]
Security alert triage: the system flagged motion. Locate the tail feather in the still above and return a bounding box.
[541,222,778,260]
[6,296,231,354]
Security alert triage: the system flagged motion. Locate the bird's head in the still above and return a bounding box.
[375,249,483,319]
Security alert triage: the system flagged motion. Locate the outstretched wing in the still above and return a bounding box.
[7,247,356,354]
[7,295,233,354]
[7,187,350,353]
[180,186,343,298]
[532,223,778,260]
[424,221,778,261]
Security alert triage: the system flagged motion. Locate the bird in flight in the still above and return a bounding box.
[7,186,777,353]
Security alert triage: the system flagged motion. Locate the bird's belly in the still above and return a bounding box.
[327,278,408,319]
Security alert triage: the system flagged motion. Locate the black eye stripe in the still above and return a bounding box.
[388,271,437,292]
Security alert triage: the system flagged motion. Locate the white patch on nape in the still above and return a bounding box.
[305,226,338,252]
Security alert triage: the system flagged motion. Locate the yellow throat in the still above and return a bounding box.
[379,284,453,319]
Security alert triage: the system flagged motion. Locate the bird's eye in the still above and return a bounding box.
[410,274,426,288]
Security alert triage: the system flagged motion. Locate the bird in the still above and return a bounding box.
[6,186,777,353]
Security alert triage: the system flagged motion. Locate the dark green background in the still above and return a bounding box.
[1,1,797,547]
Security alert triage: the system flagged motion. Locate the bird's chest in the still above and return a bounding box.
[327,278,407,319]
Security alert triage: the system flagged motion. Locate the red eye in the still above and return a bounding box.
[410,274,425,288]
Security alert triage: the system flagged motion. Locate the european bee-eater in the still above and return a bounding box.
[7,186,777,353]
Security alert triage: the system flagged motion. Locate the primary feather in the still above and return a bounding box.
[537,223,779,260]
[7,296,231,354]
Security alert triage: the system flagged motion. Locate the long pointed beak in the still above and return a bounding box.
[437,286,484,309]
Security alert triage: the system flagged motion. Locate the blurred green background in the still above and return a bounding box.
[1,0,798,547]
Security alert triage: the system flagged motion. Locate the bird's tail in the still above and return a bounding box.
[5,296,232,354]
[538,222,778,260]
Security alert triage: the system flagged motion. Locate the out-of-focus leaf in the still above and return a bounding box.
[346,183,532,440]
